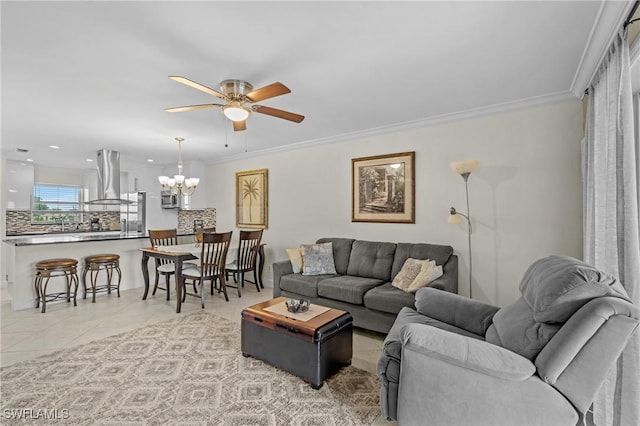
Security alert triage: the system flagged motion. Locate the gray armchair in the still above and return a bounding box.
[378,255,639,425]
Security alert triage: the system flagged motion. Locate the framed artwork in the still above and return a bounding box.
[352,151,415,223]
[235,168,268,229]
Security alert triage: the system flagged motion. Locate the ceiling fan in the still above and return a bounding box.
[165,76,305,131]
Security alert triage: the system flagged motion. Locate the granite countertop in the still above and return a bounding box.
[4,231,198,246]
[3,232,148,246]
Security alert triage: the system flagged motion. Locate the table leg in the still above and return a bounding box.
[141,252,150,300]
[175,259,183,313]
[258,245,265,289]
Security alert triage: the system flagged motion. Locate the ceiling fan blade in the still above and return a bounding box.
[253,105,305,123]
[245,82,291,102]
[169,76,226,99]
[233,120,247,131]
[165,104,223,113]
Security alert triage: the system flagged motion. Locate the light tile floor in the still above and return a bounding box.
[0,283,395,425]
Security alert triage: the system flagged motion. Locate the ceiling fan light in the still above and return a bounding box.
[223,105,250,122]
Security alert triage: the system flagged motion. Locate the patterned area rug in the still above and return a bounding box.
[1,312,380,425]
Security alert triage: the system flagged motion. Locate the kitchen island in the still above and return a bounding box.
[2,232,194,311]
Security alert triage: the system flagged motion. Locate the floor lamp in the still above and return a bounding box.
[448,160,479,299]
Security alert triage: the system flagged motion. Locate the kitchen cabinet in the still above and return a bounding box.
[5,161,34,210]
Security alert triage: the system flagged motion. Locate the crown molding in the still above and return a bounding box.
[571,1,636,98]
[211,90,578,165]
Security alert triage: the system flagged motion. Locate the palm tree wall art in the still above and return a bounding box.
[235,169,268,229]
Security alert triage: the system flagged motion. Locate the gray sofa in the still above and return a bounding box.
[377,255,640,424]
[272,237,458,334]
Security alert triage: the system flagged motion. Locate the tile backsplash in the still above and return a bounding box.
[6,210,121,234]
[177,208,217,234]
[6,208,217,235]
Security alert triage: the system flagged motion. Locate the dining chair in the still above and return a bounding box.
[225,229,263,297]
[194,227,217,243]
[182,231,233,306]
[148,228,178,300]
[187,226,218,293]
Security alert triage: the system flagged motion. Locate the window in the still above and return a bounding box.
[31,185,83,224]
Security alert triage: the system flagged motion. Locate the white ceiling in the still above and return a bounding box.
[0,1,634,171]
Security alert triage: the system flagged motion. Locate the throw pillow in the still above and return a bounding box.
[392,258,427,291]
[300,242,337,276]
[286,248,303,274]
[407,262,443,293]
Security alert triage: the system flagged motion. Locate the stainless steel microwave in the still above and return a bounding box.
[161,191,179,209]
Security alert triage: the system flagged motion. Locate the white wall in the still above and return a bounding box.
[206,100,584,307]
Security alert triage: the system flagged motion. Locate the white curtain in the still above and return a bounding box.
[583,29,640,426]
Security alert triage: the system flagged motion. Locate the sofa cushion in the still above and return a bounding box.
[347,240,396,281]
[391,243,453,279]
[519,255,630,323]
[485,297,562,361]
[300,242,337,275]
[280,273,336,298]
[364,283,416,315]
[317,275,384,305]
[316,238,355,275]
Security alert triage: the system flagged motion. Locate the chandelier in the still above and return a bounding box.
[158,137,200,196]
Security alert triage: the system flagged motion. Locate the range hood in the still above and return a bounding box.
[85,149,132,205]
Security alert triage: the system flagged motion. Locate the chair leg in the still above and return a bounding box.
[219,277,229,302]
[115,264,121,297]
[253,269,260,292]
[71,272,79,307]
[82,267,90,299]
[90,268,98,303]
[166,274,171,301]
[65,271,71,302]
[34,274,41,309]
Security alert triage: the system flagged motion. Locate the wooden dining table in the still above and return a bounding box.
[140,244,198,313]
[140,242,266,313]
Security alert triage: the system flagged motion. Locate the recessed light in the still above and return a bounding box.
[49,145,60,149]
[147,159,154,163]
[26,158,34,162]
[9,189,17,193]
[86,158,93,162]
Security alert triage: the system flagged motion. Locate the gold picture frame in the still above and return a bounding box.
[235,168,268,229]
[352,151,415,223]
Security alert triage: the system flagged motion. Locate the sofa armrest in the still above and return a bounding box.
[401,323,535,380]
[415,287,499,336]
[272,260,293,297]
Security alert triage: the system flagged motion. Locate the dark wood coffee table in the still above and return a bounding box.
[241,297,353,389]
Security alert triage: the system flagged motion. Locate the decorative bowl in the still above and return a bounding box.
[285,298,310,313]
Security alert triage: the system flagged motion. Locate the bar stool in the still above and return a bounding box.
[82,254,122,303]
[34,258,79,313]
